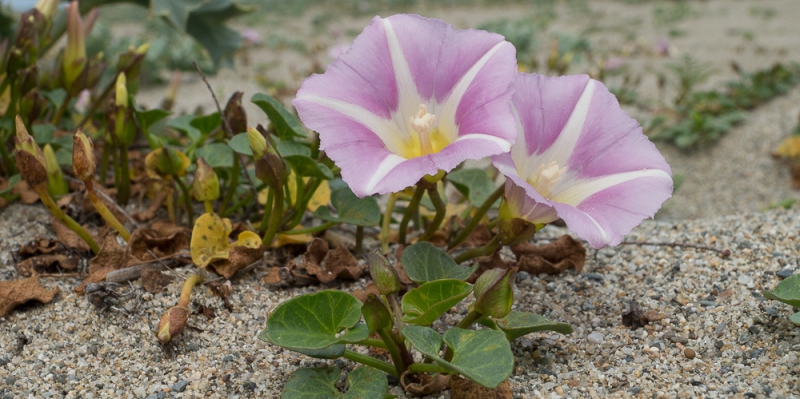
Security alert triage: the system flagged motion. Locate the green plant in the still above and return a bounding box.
[763,274,800,326]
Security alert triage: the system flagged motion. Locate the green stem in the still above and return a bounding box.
[407,363,443,373]
[354,338,388,349]
[355,226,364,254]
[259,190,274,235]
[219,156,240,215]
[35,184,99,254]
[449,185,504,250]
[51,94,71,126]
[378,328,407,376]
[204,201,214,215]
[342,350,398,377]
[398,185,424,245]
[85,180,130,241]
[99,139,109,187]
[289,177,322,229]
[174,177,194,225]
[453,235,501,264]
[281,221,337,235]
[380,192,398,254]
[222,192,253,218]
[418,187,445,242]
[262,185,284,247]
[117,143,130,206]
[386,294,406,337]
[178,274,204,308]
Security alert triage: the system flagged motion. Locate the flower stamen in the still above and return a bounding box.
[409,104,437,155]
[528,161,567,198]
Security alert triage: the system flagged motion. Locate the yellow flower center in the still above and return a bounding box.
[527,161,567,198]
[398,104,450,159]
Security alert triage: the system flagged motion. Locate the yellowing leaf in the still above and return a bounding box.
[775,136,800,159]
[274,232,314,247]
[236,230,263,248]
[306,180,330,211]
[145,148,190,180]
[190,212,233,268]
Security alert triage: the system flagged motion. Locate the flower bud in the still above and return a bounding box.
[367,251,400,295]
[19,90,45,122]
[34,0,59,21]
[63,1,86,88]
[146,147,190,179]
[192,157,219,202]
[156,305,190,345]
[73,130,96,181]
[224,92,247,135]
[247,126,267,159]
[160,70,181,111]
[496,200,540,246]
[255,153,285,189]
[472,267,517,319]
[14,116,47,186]
[115,73,128,108]
[43,144,68,196]
[362,293,393,334]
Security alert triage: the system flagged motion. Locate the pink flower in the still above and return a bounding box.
[294,14,517,197]
[240,28,261,44]
[493,73,673,248]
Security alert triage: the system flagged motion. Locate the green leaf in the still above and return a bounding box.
[266,290,369,350]
[447,168,497,207]
[403,326,513,388]
[791,312,800,326]
[190,112,222,135]
[258,324,344,359]
[168,115,202,142]
[762,274,800,308]
[401,242,477,283]
[362,294,393,334]
[186,0,251,69]
[0,174,20,196]
[314,187,380,226]
[401,280,472,326]
[196,143,234,168]
[228,133,252,156]
[151,0,206,29]
[135,108,172,131]
[492,311,573,341]
[32,124,56,145]
[252,93,308,139]
[284,155,333,180]
[281,367,388,399]
[277,141,312,157]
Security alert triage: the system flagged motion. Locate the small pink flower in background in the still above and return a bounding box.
[294,14,517,197]
[240,28,262,45]
[604,57,626,72]
[493,73,673,248]
[74,89,91,113]
[656,38,670,56]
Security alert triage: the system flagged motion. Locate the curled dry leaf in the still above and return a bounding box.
[400,371,450,397]
[450,375,511,399]
[51,215,96,253]
[133,190,166,222]
[263,239,366,285]
[466,252,513,283]
[75,234,129,294]
[141,267,176,294]
[350,282,381,303]
[129,221,190,261]
[190,212,263,276]
[510,235,586,275]
[0,277,60,317]
[15,239,80,277]
[12,180,40,204]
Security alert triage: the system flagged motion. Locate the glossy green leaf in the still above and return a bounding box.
[401,242,477,283]
[314,187,380,226]
[135,108,171,131]
[266,290,369,350]
[762,274,800,308]
[196,143,234,168]
[32,124,56,145]
[190,112,222,135]
[152,0,206,29]
[447,168,497,207]
[186,0,251,69]
[277,140,312,157]
[252,93,307,139]
[403,326,513,388]
[402,280,472,326]
[258,324,344,359]
[228,133,252,156]
[492,311,574,341]
[284,155,334,179]
[168,114,202,142]
[281,366,388,399]
[791,312,800,326]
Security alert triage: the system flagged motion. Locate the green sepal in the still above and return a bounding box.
[362,294,393,334]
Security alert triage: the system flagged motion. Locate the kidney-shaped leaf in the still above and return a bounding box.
[447,168,497,207]
[196,143,234,168]
[228,133,252,156]
[258,324,345,359]
[401,242,477,284]
[314,187,380,227]
[493,311,574,341]
[402,280,472,326]
[762,274,800,308]
[266,290,369,350]
[252,93,307,139]
[281,366,388,399]
[403,326,513,389]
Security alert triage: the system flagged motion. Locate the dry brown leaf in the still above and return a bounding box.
[460,224,493,249]
[15,254,79,277]
[400,371,450,397]
[393,245,414,285]
[511,235,586,275]
[51,216,96,253]
[466,252,513,283]
[350,282,381,303]
[210,244,264,279]
[133,190,166,222]
[18,238,62,256]
[12,180,39,204]
[141,267,176,293]
[129,222,190,261]
[75,234,130,294]
[450,375,511,399]
[0,277,60,317]
[300,239,365,283]
[195,304,216,319]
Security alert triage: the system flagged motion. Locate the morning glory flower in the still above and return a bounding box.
[294,14,517,197]
[493,73,673,248]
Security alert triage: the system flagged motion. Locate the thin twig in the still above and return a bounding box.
[619,241,731,257]
[191,60,259,206]
[146,249,190,279]
[35,272,86,278]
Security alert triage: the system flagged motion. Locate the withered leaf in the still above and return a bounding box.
[467,252,512,283]
[460,224,493,249]
[209,244,264,279]
[450,375,511,399]
[133,190,166,222]
[75,234,130,294]
[13,180,40,204]
[141,267,176,293]
[0,277,60,317]
[401,371,450,397]
[15,254,79,277]
[129,222,190,261]
[18,238,62,256]
[393,245,414,285]
[51,215,95,253]
[350,282,381,303]
[511,235,586,275]
[195,304,216,319]
[302,239,365,283]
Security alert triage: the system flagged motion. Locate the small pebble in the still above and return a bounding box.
[684,348,696,359]
[587,332,604,344]
[777,269,794,279]
[172,380,188,393]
